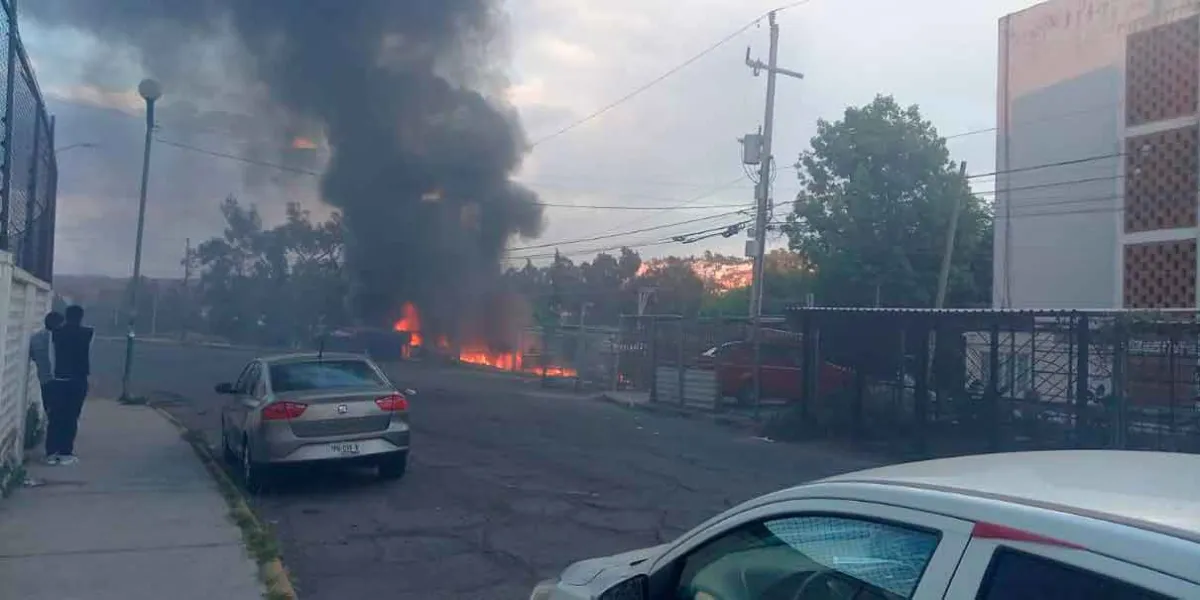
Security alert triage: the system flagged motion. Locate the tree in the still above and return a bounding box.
[635,257,705,316]
[502,247,643,327]
[193,196,347,345]
[783,95,991,308]
[700,249,814,315]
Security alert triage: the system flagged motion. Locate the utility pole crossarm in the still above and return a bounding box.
[745,56,805,81]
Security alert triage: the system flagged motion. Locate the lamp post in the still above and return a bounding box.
[119,78,161,404]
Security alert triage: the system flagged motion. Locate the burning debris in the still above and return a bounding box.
[30,0,544,352]
[392,302,577,378]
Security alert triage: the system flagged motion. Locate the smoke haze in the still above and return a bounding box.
[28,0,544,338]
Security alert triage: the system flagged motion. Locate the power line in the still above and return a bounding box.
[507,219,750,261]
[537,201,751,211]
[965,152,1123,180]
[943,101,1121,142]
[527,0,816,149]
[156,138,320,176]
[973,173,1124,197]
[512,196,793,257]
[561,175,750,244]
[155,137,754,211]
[508,206,755,251]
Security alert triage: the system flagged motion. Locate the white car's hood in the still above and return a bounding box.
[560,543,671,586]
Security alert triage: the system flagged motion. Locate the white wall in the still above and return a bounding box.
[0,251,52,480]
[994,66,1123,309]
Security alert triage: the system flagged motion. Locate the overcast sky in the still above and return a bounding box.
[25,0,1035,278]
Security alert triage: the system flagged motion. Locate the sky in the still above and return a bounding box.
[24,0,1036,278]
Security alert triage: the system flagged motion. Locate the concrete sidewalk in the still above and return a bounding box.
[0,399,261,600]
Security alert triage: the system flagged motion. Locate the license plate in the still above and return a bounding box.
[329,442,361,455]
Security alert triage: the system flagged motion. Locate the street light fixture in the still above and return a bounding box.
[120,78,161,404]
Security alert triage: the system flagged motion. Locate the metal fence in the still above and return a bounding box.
[496,324,621,391]
[613,309,1200,458]
[787,308,1200,458]
[0,1,57,282]
[614,315,803,413]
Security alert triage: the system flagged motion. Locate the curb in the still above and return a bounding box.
[148,404,299,600]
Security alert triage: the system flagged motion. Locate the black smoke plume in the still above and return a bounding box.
[27,1,543,338]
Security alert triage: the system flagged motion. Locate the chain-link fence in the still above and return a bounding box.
[0,1,57,282]
[787,308,1200,458]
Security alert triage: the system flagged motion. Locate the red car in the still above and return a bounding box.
[699,341,852,404]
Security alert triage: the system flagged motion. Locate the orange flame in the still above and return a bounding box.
[393,302,423,348]
[392,303,576,377]
[291,136,318,150]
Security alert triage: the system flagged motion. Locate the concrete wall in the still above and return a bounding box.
[996,0,1200,309]
[0,251,52,483]
[994,67,1123,308]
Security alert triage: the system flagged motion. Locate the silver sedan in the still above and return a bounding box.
[216,352,412,491]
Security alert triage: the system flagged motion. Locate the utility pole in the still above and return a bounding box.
[150,283,160,337]
[928,161,969,410]
[181,237,191,341]
[935,161,969,309]
[744,10,803,411]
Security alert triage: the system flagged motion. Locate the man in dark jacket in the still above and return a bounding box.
[50,305,93,465]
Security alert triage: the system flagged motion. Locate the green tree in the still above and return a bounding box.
[783,95,991,307]
[700,249,814,315]
[636,257,705,316]
[194,196,347,345]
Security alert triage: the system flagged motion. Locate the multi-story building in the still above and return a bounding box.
[995,0,1200,309]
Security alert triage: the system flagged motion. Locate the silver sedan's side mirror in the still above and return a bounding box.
[599,575,647,600]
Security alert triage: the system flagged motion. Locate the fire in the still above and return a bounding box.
[393,302,423,348]
[459,344,522,371]
[391,303,576,378]
[291,136,318,150]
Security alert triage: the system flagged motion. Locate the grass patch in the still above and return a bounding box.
[157,408,297,598]
[0,461,25,498]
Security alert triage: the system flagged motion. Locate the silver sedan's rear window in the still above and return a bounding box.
[270,360,385,393]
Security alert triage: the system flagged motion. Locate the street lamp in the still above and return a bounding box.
[119,78,162,404]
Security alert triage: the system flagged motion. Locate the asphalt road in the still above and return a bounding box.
[91,339,882,600]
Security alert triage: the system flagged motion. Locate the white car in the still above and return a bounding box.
[531,451,1200,600]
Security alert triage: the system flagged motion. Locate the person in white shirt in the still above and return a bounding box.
[28,311,63,463]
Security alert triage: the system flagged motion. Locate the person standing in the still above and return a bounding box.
[51,305,93,466]
[30,311,64,463]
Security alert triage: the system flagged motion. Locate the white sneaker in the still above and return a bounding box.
[44,454,60,465]
[57,455,79,466]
